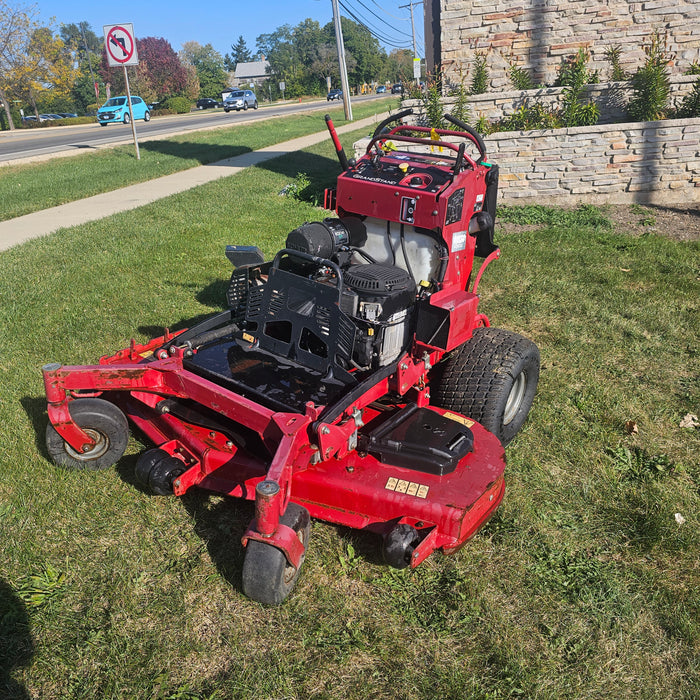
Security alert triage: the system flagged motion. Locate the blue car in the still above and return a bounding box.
[96,96,151,126]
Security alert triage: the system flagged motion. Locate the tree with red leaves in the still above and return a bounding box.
[100,36,187,102]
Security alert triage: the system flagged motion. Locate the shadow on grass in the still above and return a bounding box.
[0,579,33,700]
[258,150,341,206]
[20,396,50,463]
[181,490,253,591]
[139,140,252,165]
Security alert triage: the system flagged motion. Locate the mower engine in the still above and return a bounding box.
[283,218,416,369]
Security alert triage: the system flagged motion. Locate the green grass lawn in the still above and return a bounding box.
[0,127,698,698]
[0,98,395,222]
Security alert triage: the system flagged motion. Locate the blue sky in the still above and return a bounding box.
[35,0,423,60]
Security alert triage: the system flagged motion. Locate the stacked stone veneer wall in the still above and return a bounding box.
[439,0,700,89]
[483,118,700,204]
[354,118,700,205]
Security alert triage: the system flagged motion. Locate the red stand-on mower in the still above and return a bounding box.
[42,110,540,604]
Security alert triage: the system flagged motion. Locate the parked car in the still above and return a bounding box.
[327,89,343,101]
[223,90,258,112]
[391,83,404,94]
[376,85,387,94]
[96,96,151,126]
[40,113,63,120]
[196,98,220,109]
[58,112,78,118]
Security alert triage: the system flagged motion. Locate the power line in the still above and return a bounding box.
[339,0,420,50]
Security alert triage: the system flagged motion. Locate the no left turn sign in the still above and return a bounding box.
[104,24,139,67]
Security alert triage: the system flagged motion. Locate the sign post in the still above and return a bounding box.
[103,23,141,160]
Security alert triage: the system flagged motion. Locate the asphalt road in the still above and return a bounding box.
[0,95,389,164]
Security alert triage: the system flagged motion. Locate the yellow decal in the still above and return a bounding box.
[385,477,429,499]
[443,411,475,428]
[242,332,255,343]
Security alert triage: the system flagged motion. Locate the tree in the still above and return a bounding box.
[7,25,77,119]
[59,21,100,67]
[60,22,102,110]
[326,17,383,86]
[386,48,413,83]
[100,36,188,103]
[180,41,227,98]
[224,35,251,71]
[257,20,328,97]
[0,0,39,129]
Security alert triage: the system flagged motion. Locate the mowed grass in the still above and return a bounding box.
[0,98,394,222]
[0,127,698,699]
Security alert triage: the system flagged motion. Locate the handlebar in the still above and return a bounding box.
[372,108,414,139]
[443,113,487,162]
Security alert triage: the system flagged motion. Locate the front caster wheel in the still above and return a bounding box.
[134,448,186,495]
[45,398,129,470]
[382,523,420,569]
[242,503,311,605]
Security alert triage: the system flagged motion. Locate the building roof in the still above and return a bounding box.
[234,60,270,80]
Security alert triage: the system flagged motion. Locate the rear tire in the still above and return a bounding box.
[434,328,540,446]
[45,398,129,470]
[242,503,310,605]
[144,111,151,122]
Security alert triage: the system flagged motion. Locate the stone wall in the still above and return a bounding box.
[484,118,700,204]
[438,0,700,89]
[354,118,700,206]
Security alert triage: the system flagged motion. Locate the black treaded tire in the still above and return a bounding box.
[134,448,186,496]
[123,112,130,124]
[144,111,151,122]
[45,398,129,470]
[434,327,540,446]
[242,503,311,605]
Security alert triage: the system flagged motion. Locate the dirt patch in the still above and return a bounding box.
[498,203,700,241]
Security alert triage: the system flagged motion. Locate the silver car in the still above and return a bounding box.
[223,89,258,112]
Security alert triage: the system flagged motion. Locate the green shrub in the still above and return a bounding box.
[160,96,192,114]
[675,75,700,118]
[627,32,671,122]
[555,48,599,88]
[508,61,536,91]
[605,45,628,81]
[470,52,489,95]
[557,49,600,127]
[448,77,471,126]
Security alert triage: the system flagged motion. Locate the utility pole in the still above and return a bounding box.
[331,0,353,121]
[399,0,423,85]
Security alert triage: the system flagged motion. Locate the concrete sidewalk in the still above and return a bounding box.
[0,115,379,252]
